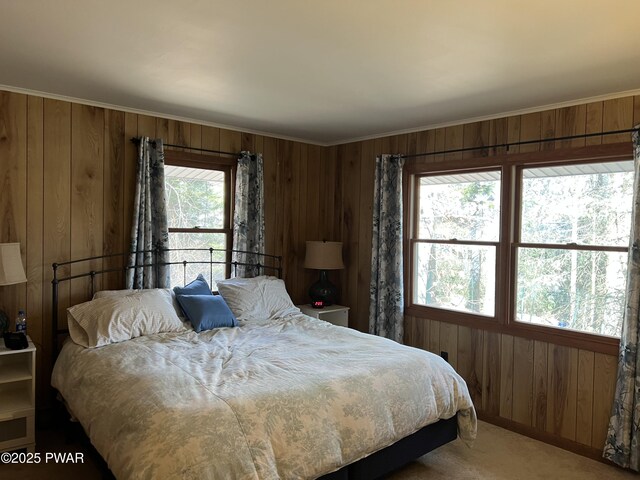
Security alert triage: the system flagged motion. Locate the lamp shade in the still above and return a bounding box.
[0,243,27,286]
[304,241,344,270]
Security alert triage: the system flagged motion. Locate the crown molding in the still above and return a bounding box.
[331,88,640,146]
[2,84,639,147]
[0,84,326,147]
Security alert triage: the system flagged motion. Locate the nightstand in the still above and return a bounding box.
[297,304,350,328]
[0,336,36,454]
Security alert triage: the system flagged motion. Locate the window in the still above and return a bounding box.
[407,146,634,343]
[164,155,234,288]
[515,161,634,337]
[413,171,501,317]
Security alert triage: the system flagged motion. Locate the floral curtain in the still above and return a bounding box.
[232,152,265,278]
[126,138,170,289]
[604,129,640,469]
[369,154,405,343]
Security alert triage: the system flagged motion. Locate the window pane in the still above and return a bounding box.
[515,247,627,337]
[414,242,496,316]
[418,171,501,241]
[168,233,227,289]
[521,161,634,246]
[165,166,225,229]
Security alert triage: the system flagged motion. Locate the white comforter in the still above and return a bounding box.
[52,314,476,480]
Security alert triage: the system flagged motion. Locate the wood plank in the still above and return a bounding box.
[541,110,556,151]
[26,95,44,408]
[439,321,458,370]
[532,340,549,429]
[123,113,138,254]
[262,136,278,263]
[415,317,427,348]
[489,117,508,156]
[413,129,436,169]
[554,105,586,148]
[42,99,71,407]
[433,128,446,163]
[576,349,595,446]
[356,140,375,333]
[634,95,640,127]
[331,145,343,241]
[156,118,169,143]
[340,142,361,323]
[547,344,578,441]
[407,316,419,348]
[506,115,521,154]
[293,143,307,305]
[406,133,418,158]
[499,334,514,419]
[220,128,241,153]
[602,97,634,144]
[137,115,156,138]
[462,121,490,159]
[189,123,202,149]
[0,91,27,326]
[428,319,440,355]
[457,326,483,407]
[279,140,295,285]
[444,125,464,162]
[70,104,104,306]
[304,144,321,305]
[482,331,501,415]
[585,102,604,146]
[512,337,534,426]
[103,110,125,290]
[167,120,190,148]
[254,136,264,159]
[519,113,541,153]
[592,353,617,449]
[26,95,44,349]
[403,315,414,346]
[240,132,255,152]
[201,126,220,151]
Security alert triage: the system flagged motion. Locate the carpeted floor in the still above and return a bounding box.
[389,421,637,479]
[1,421,636,479]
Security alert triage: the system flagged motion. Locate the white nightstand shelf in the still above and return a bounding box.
[0,336,36,454]
[297,304,350,328]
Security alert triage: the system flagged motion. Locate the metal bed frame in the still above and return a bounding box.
[51,247,282,363]
[50,248,458,480]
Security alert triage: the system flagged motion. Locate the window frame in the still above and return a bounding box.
[404,142,633,355]
[410,166,503,320]
[164,150,236,279]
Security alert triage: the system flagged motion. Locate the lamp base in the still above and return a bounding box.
[309,270,337,307]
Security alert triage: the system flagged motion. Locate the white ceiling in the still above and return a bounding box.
[1,1,640,145]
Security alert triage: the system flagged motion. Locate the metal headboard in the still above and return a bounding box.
[51,247,282,362]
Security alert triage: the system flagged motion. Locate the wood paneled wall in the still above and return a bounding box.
[336,94,640,456]
[1,87,637,455]
[0,90,339,412]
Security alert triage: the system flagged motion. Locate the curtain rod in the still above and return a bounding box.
[400,128,640,160]
[129,137,249,158]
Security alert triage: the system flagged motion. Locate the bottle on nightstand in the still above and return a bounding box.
[15,310,27,334]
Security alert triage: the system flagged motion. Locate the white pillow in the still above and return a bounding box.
[68,289,186,348]
[216,276,300,321]
[94,288,186,321]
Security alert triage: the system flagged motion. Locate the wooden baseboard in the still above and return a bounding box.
[477,412,621,466]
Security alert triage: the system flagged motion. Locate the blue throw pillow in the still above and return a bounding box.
[175,294,238,332]
[173,274,213,297]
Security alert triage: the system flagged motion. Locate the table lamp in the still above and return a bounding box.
[304,241,344,308]
[0,243,27,333]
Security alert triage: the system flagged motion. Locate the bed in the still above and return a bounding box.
[50,249,476,479]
